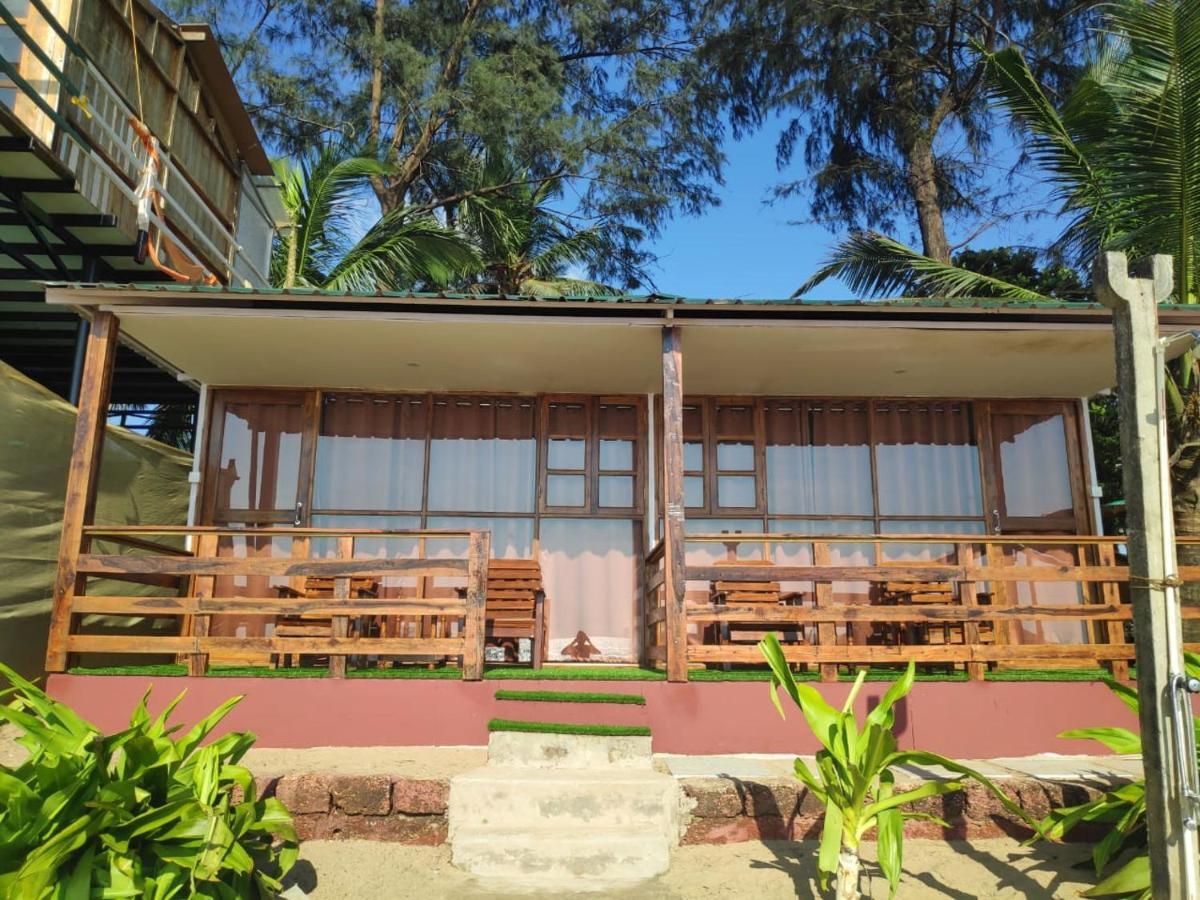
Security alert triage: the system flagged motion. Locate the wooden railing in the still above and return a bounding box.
[644,533,1200,682]
[52,526,490,679]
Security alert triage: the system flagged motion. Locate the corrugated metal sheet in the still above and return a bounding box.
[43,281,1200,312]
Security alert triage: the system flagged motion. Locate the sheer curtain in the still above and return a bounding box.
[765,401,872,515]
[994,412,1073,520]
[540,519,635,662]
[313,395,426,511]
[427,397,536,513]
[873,402,982,517]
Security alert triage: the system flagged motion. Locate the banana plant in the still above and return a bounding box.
[759,634,1030,899]
[1037,652,1200,899]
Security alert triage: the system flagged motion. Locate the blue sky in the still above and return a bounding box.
[646,117,1067,300]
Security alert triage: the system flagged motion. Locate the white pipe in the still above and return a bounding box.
[646,392,656,546]
[185,383,208,540]
[1080,396,1105,534]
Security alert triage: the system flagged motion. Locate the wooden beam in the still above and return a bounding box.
[187,533,217,676]
[661,325,688,682]
[329,535,353,678]
[45,312,118,672]
[75,555,469,578]
[462,530,490,680]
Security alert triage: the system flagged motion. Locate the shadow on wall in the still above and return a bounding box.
[0,360,192,680]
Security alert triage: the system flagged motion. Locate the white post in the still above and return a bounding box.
[1094,251,1200,900]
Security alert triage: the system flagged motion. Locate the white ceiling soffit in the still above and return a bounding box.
[109,308,1120,398]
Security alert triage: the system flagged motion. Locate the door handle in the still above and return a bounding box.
[992,509,1001,534]
[294,501,304,526]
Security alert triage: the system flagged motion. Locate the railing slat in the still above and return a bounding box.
[77,555,469,578]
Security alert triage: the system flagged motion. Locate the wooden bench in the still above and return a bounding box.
[273,576,378,667]
[457,559,547,669]
[876,581,994,647]
[710,560,806,646]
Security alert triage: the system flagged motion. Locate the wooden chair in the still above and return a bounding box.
[273,576,378,667]
[710,560,807,647]
[456,559,547,669]
[876,581,994,647]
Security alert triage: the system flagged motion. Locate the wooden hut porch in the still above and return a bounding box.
[42,285,1200,682]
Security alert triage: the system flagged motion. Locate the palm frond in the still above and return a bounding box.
[795,232,1056,301]
[325,213,478,292]
[519,277,617,297]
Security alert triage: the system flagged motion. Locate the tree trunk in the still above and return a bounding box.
[906,136,951,263]
[835,850,861,900]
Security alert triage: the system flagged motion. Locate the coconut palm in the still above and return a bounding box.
[453,155,615,296]
[796,0,1200,556]
[271,145,477,291]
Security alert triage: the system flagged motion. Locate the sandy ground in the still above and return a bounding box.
[288,839,1099,899]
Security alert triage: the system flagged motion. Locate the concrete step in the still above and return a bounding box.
[487,729,653,770]
[450,824,672,889]
[449,767,679,837]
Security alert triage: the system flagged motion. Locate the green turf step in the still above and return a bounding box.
[487,718,651,737]
[494,689,646,706]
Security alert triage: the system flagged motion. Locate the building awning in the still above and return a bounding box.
[44,284,1200,398]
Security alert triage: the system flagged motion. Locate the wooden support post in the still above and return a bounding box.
[1097,542,1131,681]
[462,530,490,680]
[330,535,353,678]
[661,325,688,682]
[1096,250,1199,899]
[187,532,218,676]
[814,541,838,682]
[45,312,118,672]
[957,542,986,681]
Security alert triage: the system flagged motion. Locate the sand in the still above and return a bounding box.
[288,839,1099,899]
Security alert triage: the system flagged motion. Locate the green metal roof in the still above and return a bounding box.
[43,281,1200,312]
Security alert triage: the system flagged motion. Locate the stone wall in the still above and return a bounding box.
[678,776,1117,844]
[255,771,1122,846]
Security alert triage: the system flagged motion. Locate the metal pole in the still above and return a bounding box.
[1094,251,1200,900]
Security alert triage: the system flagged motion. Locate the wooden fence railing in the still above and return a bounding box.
[643,533,1200,681]
[52,526,490,679]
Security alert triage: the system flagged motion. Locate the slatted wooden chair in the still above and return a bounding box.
[709,560,807,646]
[876,581,994,647]
[457,559,547,669]
[273,576,378,667]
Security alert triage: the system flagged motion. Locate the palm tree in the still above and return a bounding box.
[453,155,615,296]
[797,0,1200,548]
[272,145,477,291]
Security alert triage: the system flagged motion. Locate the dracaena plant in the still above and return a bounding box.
[1037,652,1200,900]
[0,663,297,898]
[759,634,1030,900]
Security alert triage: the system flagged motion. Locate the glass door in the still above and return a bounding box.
[201,390,318,641]
[980,401,1091,644]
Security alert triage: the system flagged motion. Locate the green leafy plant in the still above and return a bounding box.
[1037,652,1200,900]
[759,634,1029,899]
[0,663,296,898]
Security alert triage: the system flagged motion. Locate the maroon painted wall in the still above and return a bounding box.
[45,674,1139,757]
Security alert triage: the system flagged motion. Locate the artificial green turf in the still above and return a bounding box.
[494,689,646,705]
[487,718,651,737]
[65,663,1123,683]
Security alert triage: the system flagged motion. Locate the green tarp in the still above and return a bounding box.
[0,360,190,678]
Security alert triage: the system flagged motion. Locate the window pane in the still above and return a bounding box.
[769,519,875,611]
[548,438,585,469]
[684,442,704,472]
[314,395,425,511]
[765,401,872,515]
[717,441,754,471]
[684,475,704,508]
[994,412,1074,520]
[718,475,756,508]
[309,514,422,593]
[684,518,766,600]
[426,516,534,559]
[879,519,986,563]
[428,397,536,512]
[599,439,633,471]
[598,475,633,507]
[548,474,586,507]
[215,401,303,512]
[874,402,982,517]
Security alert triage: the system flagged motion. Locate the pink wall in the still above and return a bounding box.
[44,674,1139,757]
